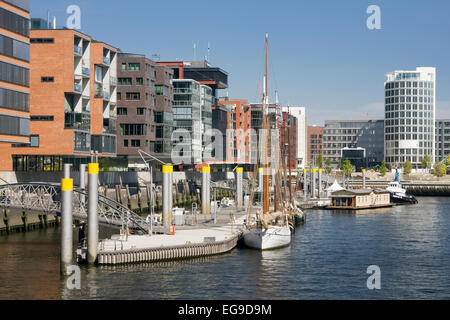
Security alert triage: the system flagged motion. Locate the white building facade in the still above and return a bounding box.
[384,67,436,168]
[285,107,307,169]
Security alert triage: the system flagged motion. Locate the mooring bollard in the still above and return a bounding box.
[363,169,366,189]
[162,164,173,228]
[61,177,73,275]
[258,168,263,190]
[303,168,307,201]
[201,166,211,214]
[87,162,99,264]
[236,167,243,208]
[79,163,87,206]
[311,168,316,198]
[318,168,322,199]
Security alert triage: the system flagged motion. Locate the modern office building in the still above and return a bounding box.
[159,60,228,166]
[284,107,306,169]
[0,0,30,171]
[323,119,384,168]
[384,67,436,168]
[116,53,174,169]
[307,126,323,167]
[10,26,118,171]
[217,98,252,164]
[171,79,212,165]
[435,119,450,162]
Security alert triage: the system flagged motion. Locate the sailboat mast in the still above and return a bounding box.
[263,33,270,214]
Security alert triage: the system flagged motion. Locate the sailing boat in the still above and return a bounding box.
[243,33,292,250]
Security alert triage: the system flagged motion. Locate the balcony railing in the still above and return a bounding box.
[65,112,90,131]
[103,91,110,100]
[82,67,90,77]
[103,56,110,66]
[74,45,82,56]
[110,76,117,86]
[174,88,193,94]
[74,83,82,93]
[103,117,117,135]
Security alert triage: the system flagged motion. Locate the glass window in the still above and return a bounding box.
[128,63,140,71]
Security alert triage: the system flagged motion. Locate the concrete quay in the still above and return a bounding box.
[92,212,248,265]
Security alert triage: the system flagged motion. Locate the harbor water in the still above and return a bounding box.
[0,197,449,299]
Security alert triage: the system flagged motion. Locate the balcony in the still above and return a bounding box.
[174,88,193,94]
[103,117,117,135]
[82,67,90,77]
[110,76,117,86]
[103,91,110,101]
[74,83,82,93]
[74,45,82,56]
[103,56,110,66]
[65,112,90,131]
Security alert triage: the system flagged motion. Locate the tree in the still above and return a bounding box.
[342,159,354,177]
[433,162,447,178]
[445,156,450,167]
[325,158,332,175]
[421,155,431,170]
[315,155,323,168]
[380,160,387,177]
[403,160,412,175]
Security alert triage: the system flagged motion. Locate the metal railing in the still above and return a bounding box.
[0,183,151,234]
[74,83,82,93]
[74,45,82,56]
[82,67,90,77]
[103,56,110,66]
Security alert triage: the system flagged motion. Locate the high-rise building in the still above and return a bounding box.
[323,119,384,168]
[116,53,174,168]
[171,79,212,165]
[0,0,30,171]
[435,119,450,162]
[217,98,251,164]
[284,107,306,169]
[10,26,118,171]
[307,126,323,167]
[281,111,297,170]
[384,67,436,168]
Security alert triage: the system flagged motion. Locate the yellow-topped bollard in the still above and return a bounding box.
[201,166,211,214]
[87,162,99,264]
[61,177,73,275]
[162,165,173,228]
[236,167,243,208]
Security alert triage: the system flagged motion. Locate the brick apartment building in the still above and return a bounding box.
[307,125,324,167]
[116,53,174,169]
[281,111,297,170]
[9,26,118,171]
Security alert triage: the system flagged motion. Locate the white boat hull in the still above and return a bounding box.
[243,225,291,250]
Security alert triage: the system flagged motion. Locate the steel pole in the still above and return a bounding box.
[362,169,366,189]
[87,163,99,264]
[60,178,73,275]
[311,169,316,198]
[318,168,322,199]
[64,163,71,179]
[236,167,243,208]
[303,168,307,201]
[162,165,173,228]
[201,166,211,214]
[79,164,86,206]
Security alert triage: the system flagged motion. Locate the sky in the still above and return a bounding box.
[30,0,450,126]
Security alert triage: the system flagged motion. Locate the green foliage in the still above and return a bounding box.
[445,156,450,166]
[325,158,332,175]
[315,155,323,168]
[433,162,447,178]
[342,159,354,177]
[380,160,387,177]
[403,160,412,175]
[421,155,431,169]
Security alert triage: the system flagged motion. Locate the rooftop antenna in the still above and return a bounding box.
[193,42,197,61]
[275,90,279,105]
[207,41,211,62]
[53,16,56,29]
[47,10,50,29]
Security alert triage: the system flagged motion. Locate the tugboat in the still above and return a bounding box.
[386,170,418,204]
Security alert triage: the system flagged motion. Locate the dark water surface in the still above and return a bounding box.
[1,197,449,299]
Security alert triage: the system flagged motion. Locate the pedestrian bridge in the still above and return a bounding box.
[0,183,151,234]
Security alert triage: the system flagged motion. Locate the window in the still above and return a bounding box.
[121,63,127,71]
[128,63,140,71]
[30,115,54,121]
[0,8,29,37]
[126,92,140,100]
[30,38,54,44]
[0,61,29,87]
[30,135,39,147]
[137,108,145,115]
[117,107,127,115]
[0,34,30,61]
[94,66,102,83]
[0,87,29,112]
[120,124,146,136]
[124,139,128,147]
[131,139,141,147]
[41,76,54,82]
[117,92,121,101]
[136,77,143,86]
[118,77,132,86]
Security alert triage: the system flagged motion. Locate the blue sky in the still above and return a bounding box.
[31,0,450,125]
